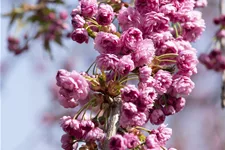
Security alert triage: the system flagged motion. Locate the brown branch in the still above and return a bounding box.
[102,96,121,150]
[221,71,225,108]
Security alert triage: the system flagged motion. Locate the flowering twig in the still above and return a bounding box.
[58,0,205,149]
[220,0,225,108]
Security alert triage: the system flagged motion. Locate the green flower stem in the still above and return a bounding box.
[81,103,90,120]
[113,71,117,81]
[156,53,178,59]
[93,63,97,75]
[132,142,145,150]
[173,24,179,38]
[94,108,103,119]
[159,59,177,63]
[74,99,94,120]
[119,73,138,82]
[84,76,99,86]
[86,61,95,73]
[135,126,151,133]
[120,77,139,84]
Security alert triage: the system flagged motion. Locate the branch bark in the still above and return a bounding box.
[221,71,225,108]
[102,96,121,150]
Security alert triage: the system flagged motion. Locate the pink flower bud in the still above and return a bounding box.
[123,133,140,149]
[194,0,207,8]
[48,12,56,20]
[146,134,159,149]
[122,102,138,117]
[174,97,186,112]
[7,36,19,44]
[163,105,176,116]
[121,85,139,103]
[94,32,121,54]
[80,0,97,18]
[118,7,141,31]
[150,109,165,125]
[56,69,90,106]
[154,70,172,95]
[216,29,225,39]
[58,97,79,108]
[60,11,68,20]
[61,134,74,150]
[71,14,85,28]
[116,55,135,75]
[121,27,143,55]
[96,54,119,70]
[135,0,159,14]
[84,127,105,142]
[96,4,114,25]
[138,87,157,111]
[71,28,89,44]
[199,54,213,69]
[171,74,195,96]
[71,8,80,17]
[151,124,172,146]
[109,23,117,33]
[139,66,152,83]
[143,12,169,36]
[109,135,127,150]
[80,120,95,132]
[177,50,198,73]
[132,39,155,67]
[60,116,80,135]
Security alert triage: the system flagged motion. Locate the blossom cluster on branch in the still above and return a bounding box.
[4,0,69,55]
[56,0,205,149]
[199,14,225,71]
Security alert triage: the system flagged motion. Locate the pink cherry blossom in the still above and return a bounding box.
[94,32,121,55]
[96,4,114,25]
[132,39,155,67]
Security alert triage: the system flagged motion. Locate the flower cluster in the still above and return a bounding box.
[109,124,176,150]
[199,49,225,71]
[57,0,205,149]
[56,69,90,108]
[5,2,69,54]
[7,36,28,55]
[60,116,105,149]
[194,0,208,8]
[199,14,225,72]
[43,11,69,41]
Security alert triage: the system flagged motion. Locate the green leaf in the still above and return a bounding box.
[27,15,40,22]
[8,14,17,30]
[54,35,63,46]
[8,13,24,30]
[44,40,53,59]
[42,7,55,15]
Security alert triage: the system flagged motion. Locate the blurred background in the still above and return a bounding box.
[1,0,225,150]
